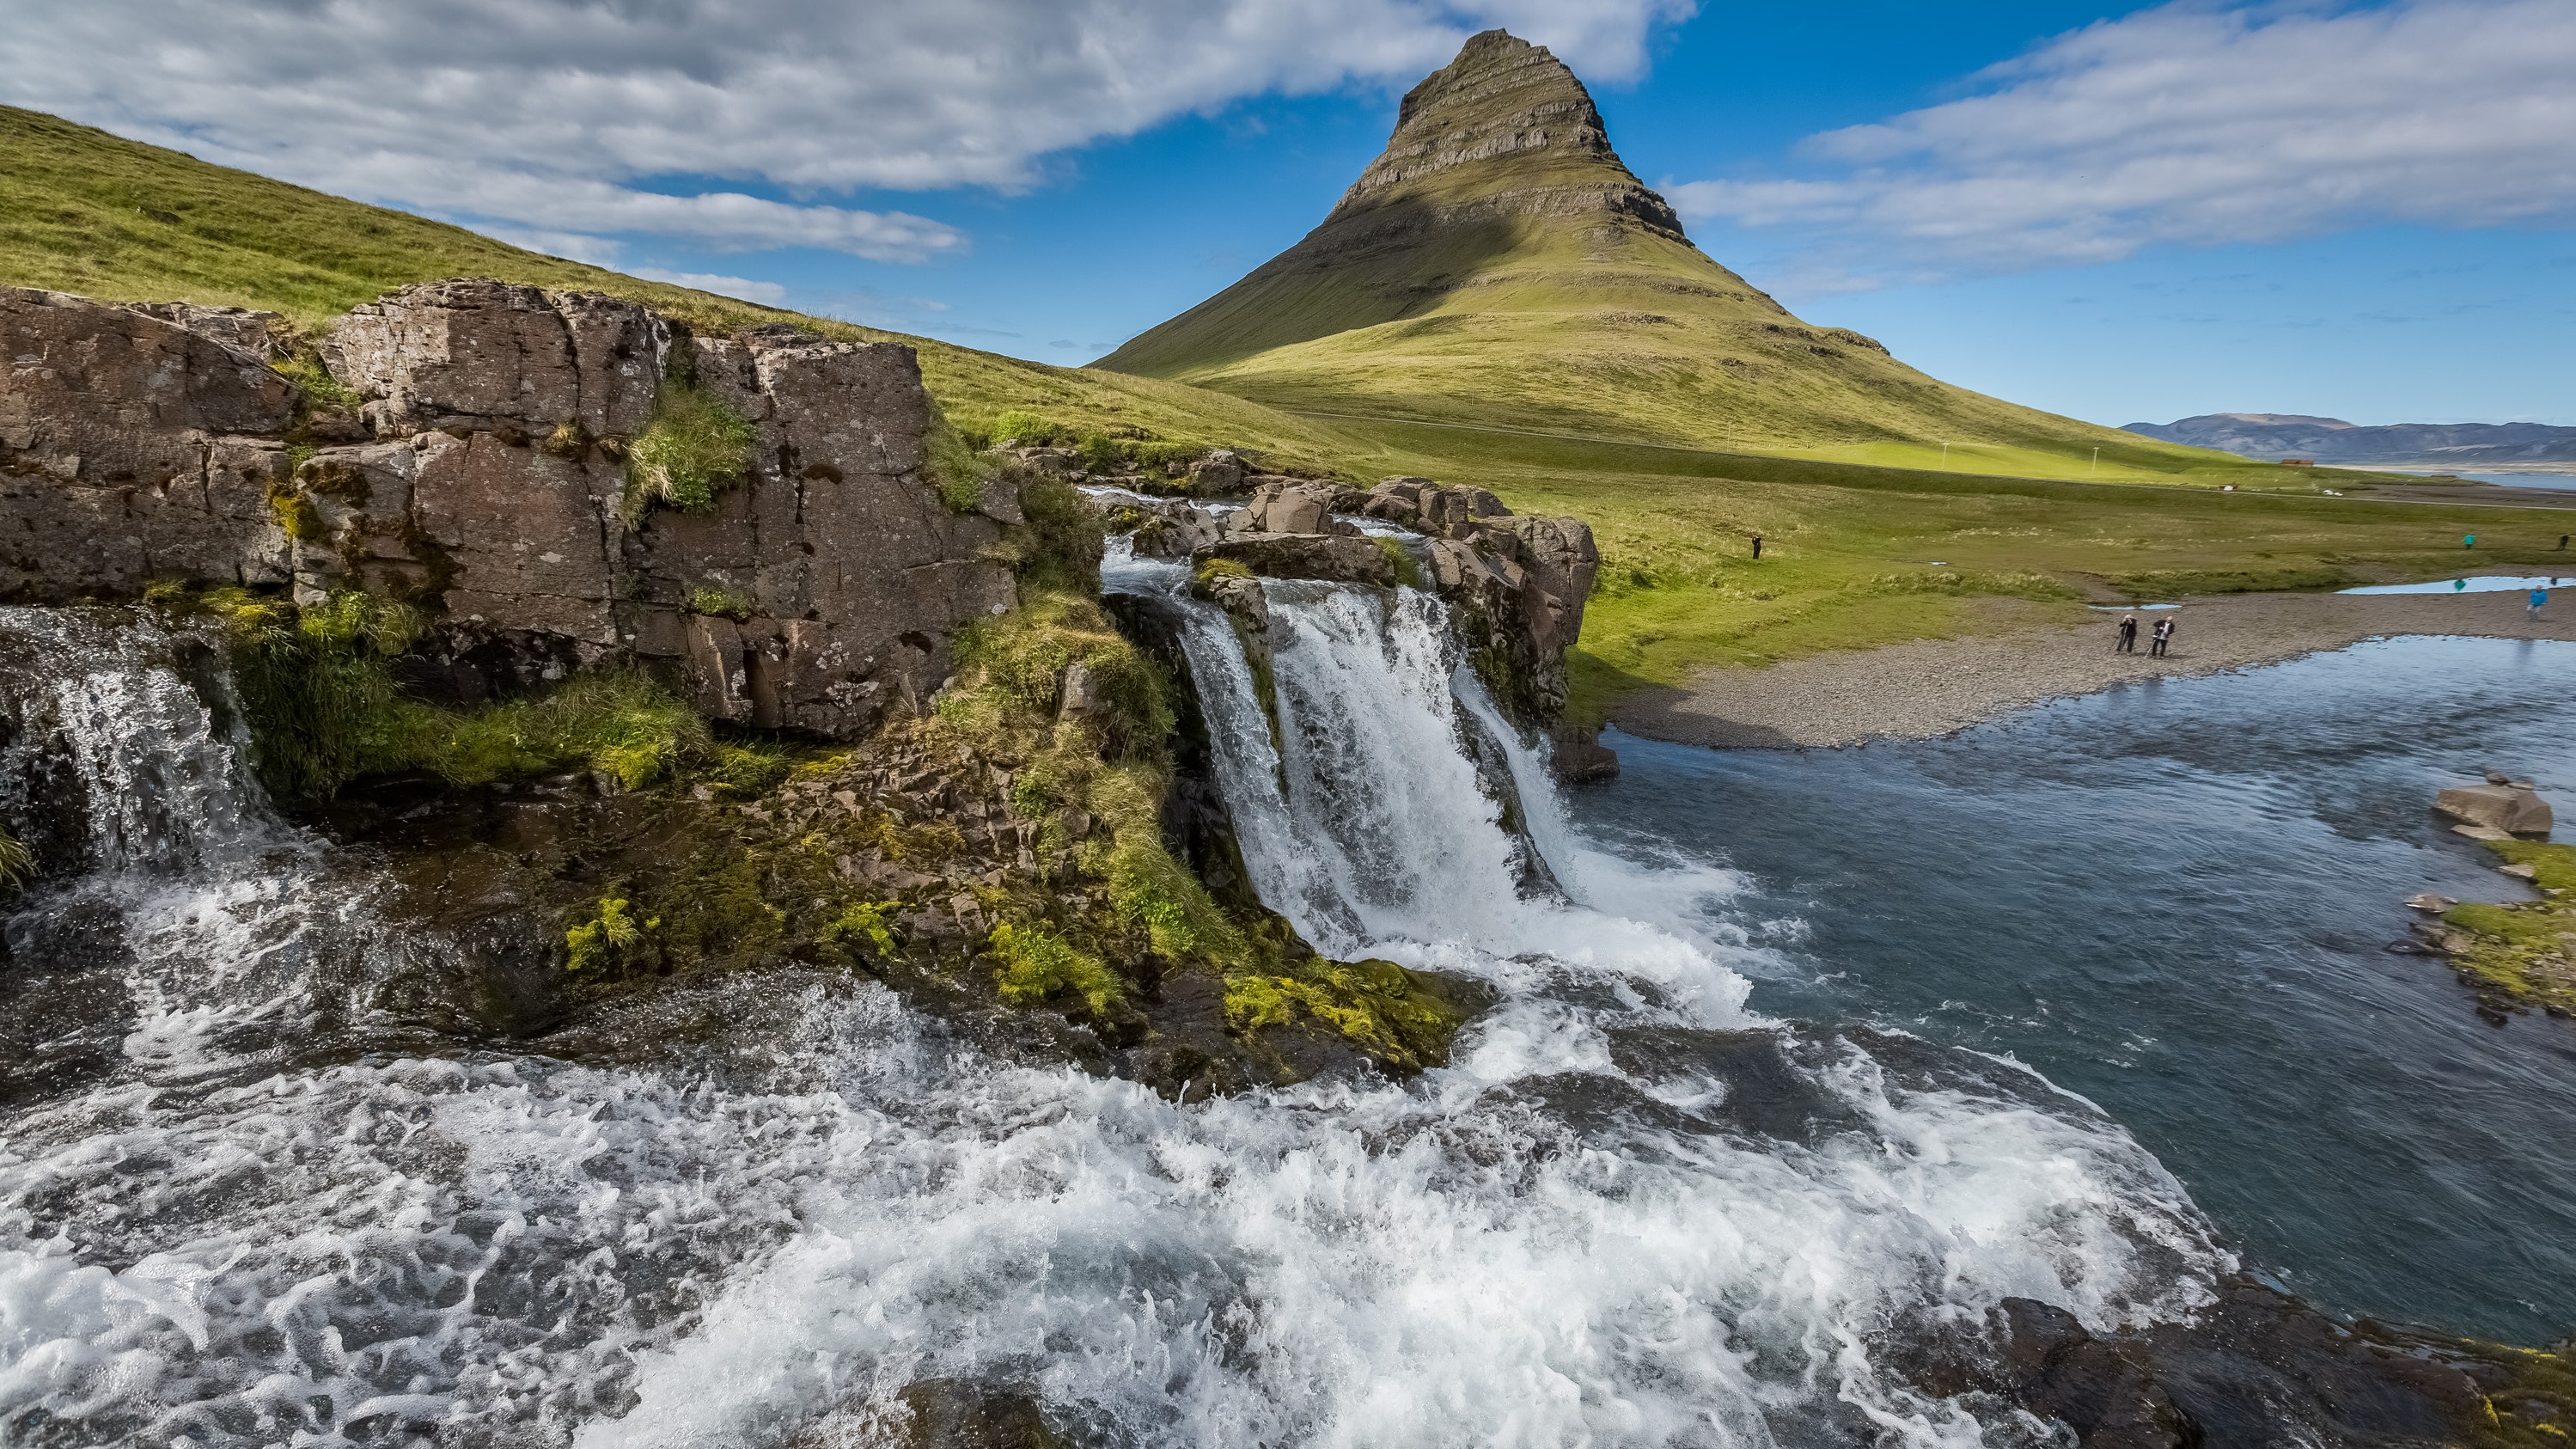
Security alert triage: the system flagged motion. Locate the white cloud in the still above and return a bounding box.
[0,0,1691,260]
[628,269,791,306]
[468,228,628,268]
[1669,0,2576,290]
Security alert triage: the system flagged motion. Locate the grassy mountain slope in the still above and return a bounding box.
[0,104,1363,470]
[1097,31,2272,487]
[10,100,2553,716]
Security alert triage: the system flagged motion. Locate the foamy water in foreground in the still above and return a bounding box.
[0,602,2226,1446]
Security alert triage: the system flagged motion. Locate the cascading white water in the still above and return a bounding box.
[0,593,2232,1448]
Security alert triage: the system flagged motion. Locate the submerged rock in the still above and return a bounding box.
[1884,1278,2533,1449]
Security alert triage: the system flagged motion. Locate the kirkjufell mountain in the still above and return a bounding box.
[1101,30,2186,468]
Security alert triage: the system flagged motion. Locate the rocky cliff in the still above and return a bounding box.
[1,280,1018,735]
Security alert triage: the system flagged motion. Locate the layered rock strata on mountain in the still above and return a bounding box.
[0,281,1017,736]
[1328,28,1687,240]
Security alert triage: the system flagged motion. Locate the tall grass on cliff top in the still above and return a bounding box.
[0,104,1354,468]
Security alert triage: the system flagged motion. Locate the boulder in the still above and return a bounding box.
[123,301,282,358]
[1190,564,1271,636]
[1,286,296,488]
[1187,448,1246,492]
[1205,533,1395,587]
[4,280,1016,737]
[2436,783,2553,836]
[326,278,668,439]
[1242,479,1357,536]
[1127,498,1224,559]
[0,289,300,598]
[1504,513,1601,656]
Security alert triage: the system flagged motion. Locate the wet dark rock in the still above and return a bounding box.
[1884,1280,2505,1449]
[1604,1025,1865,1145]
[1206,532,1395,586]
[1550,724,1620,782]
[0,894,137,1109]
[894,1379,1065,1449]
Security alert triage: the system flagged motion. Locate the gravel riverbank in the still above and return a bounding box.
[1614,587,2576,749]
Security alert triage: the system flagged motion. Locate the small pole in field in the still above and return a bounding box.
[2091,446,2099,476]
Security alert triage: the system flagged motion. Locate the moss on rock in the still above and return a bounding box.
[2439,841,2576,1018]
[1223,957,1474,1075]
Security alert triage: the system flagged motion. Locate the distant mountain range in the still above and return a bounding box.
[2123,413,2576,468]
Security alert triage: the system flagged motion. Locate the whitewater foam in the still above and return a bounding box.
[0,598,2230,1447]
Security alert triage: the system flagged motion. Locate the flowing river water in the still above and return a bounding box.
[0,576,2556,1446]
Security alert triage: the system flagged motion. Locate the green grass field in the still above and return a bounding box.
[1328,418,2576,721]
[7,101,2566,724]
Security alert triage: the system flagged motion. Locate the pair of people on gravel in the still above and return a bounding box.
[2115,612,2175,657]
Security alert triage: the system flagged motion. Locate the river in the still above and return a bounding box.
[1585,635,2576,1343]
[0,594,2561,1444]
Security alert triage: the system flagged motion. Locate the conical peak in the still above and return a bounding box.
[1394,29,1570,131]
[1328,29,1684,238]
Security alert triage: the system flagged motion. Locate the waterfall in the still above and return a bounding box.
[0,594,2233,1449]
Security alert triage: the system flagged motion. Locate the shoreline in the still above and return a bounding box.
[1610,588,2576,750]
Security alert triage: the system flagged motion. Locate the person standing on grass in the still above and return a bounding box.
[2151,614,2176,657]
[2115,612,2139,653]
[1752,534,1763,560]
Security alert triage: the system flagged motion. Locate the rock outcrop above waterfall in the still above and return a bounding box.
[0,281,1019,735]
[0,286,298,593]
[1209,474,1601,726]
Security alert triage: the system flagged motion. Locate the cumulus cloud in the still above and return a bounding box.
[0,0,1690,260]
[628,269,791,306]
[1669,0,2576,289]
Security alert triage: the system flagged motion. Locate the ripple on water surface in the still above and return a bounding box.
[1584,634,2576,1342]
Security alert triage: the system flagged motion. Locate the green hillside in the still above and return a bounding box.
[9,98,2554,718]
[0,104,1363,471]
[1098,30,2275,488]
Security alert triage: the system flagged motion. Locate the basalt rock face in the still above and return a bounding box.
[1328,28,1687,241]
[0,286,298,596]
[1208,474,1599,728]
[327,278,669,441]
[0,281,1017,736]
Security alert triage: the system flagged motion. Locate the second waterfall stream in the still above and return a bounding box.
[0,567,2229,1447]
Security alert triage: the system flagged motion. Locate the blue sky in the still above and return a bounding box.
[7,1,2569,427]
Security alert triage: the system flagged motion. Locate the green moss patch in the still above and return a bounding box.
[2438,841,2576,1018]
[1223,957,1473,1075]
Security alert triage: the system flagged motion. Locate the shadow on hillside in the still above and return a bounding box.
[1567,650,1807,753]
